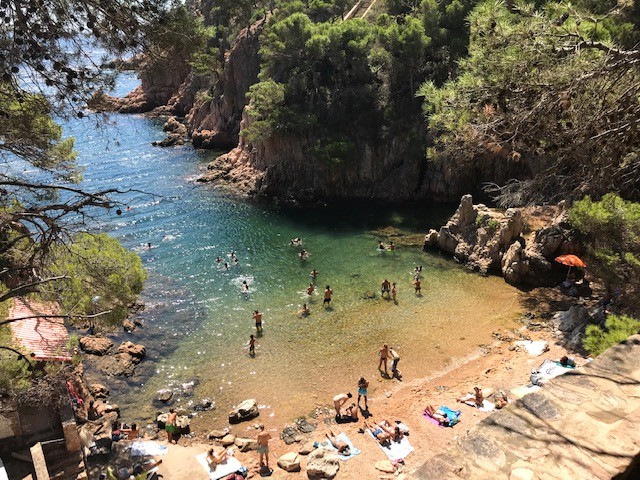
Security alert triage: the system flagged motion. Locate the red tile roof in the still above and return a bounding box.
[8,298,72,362]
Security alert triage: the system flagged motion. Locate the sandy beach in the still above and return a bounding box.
[113,288,577,480]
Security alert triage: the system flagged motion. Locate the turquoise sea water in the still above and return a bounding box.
[65,75,521,427]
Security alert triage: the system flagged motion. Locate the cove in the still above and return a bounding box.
[65,74,521,429]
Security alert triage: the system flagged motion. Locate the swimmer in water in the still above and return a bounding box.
[230,251,237,259]
[378,241,386,251]
[306,283,315,295]
[310,269,319,282]
[224,262,230,270]
[299,303,310,316]
[242,280,249,293]
[291,237,302,246]
[389,241,396,251]
[147,242,152,250]
[233,257,239,266]
[216,256,222,264]
[299,249,309,260]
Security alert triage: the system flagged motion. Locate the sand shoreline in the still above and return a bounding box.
[122,293,577,480]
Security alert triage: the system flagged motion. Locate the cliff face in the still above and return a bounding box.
[199,115,480,202]
[187,20,264,149]
[92,54,193,115]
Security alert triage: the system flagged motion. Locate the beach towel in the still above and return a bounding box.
[530,359,573,386]
[463,399,495,413]
[422,406,460,427]
[130,441,168,457]
[322,432,361,460]
[195,452,243,480]
[510,384,541,399]
[514,340,549,356]
[367,430,413,461]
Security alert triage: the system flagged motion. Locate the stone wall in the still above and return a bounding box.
[413,335,640,479]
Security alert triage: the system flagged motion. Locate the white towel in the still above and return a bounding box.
[195,452,243,480]
[367,430,413,460]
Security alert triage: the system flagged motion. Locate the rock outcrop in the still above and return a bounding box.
[425,194,525,275]
[152,116,188,147]
[501,210,575,286]
[425,196,578,286]
[92,54,192,114]
[413,335,640,479]
[90,341,147,377]
[79,336,114,355]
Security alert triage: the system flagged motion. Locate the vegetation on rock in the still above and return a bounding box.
[569,194,640,308]
[583,314,640,356]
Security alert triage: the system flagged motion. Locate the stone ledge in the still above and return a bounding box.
[413,335,640,479]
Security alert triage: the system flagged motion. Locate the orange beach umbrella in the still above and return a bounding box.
[554,254,587,268]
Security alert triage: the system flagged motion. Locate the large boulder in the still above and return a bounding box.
[234,437,258,452]
[277,452,301,472]
[79,336,113,355]
[228,399,259,423]
[306,447,340,479]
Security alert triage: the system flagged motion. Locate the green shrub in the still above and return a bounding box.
[569,194,640,307]
[583,314,640,356]
[41,233,147,326]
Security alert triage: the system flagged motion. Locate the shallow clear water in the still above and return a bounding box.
[64,74,521,427]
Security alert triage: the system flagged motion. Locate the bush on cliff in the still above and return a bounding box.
[568,194,640,307]
[40,233,147,326]
[583,314,640,356]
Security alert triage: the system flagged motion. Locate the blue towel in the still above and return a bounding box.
[439,406,461,426]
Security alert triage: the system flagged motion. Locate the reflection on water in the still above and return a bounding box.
[65,74,521,428]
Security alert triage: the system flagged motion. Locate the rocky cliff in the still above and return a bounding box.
[425,195,575,286]
[187,19,265,149]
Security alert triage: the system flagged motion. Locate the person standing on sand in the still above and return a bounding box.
[378,344,389,375]
[323,285,333,307]
[357,377,369,410]
[253,310,263,332]
[165,408,177,444]
[413,277,421,294]
[256,424,272,470]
